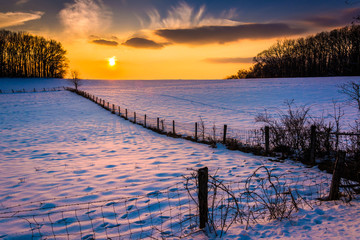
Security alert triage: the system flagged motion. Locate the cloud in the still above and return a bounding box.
[205,57,254,64]
[91,39,118,46]
[122,37,166,49]
[0,11,43,28]
[140,1,239,30]
[302,7,360,27]
[16,0,30,5]
[155,23,306,45]
[59,0,111,37]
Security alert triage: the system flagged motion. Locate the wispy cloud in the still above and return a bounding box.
[140,1,239,30]
[205,57,254,64]
[122,37,167,49]
[16,0,30,5]
[59,0,112,37]
[156,23,306,45]
[0,11,43,28]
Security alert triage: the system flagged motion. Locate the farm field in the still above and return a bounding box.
[0,78,360,239]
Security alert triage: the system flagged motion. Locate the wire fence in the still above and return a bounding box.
[67,88,360,179]
[0,180,201,239]
[0,87,64,94]
[1,164,353,239]
[68,88,265,148]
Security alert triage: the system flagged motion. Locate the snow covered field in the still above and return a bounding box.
[0,78,360,239]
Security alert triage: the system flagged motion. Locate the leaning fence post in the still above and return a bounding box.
[198,167,208,229]
[173,120,176,135]
[309,125,316,164]
[329,151,346,200]
[195,122,198,141]
[265,126,270,155]
[223,124,227,144]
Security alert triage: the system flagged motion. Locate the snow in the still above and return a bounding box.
[0,77,360,239]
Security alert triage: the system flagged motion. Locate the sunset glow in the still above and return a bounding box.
[1,0,357,79]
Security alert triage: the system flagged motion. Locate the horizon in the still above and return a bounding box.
[1,0,359,80]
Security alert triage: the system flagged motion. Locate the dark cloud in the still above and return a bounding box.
[304,8,360,27]
[205,57,254,64]
[91,39,119,46]
[122,37,166,49]
[155,23,306,45]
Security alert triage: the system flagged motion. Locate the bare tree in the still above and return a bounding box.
[69,70,81,90]
[339,81,360,111]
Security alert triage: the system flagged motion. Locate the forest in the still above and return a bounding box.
[0,30,68,78]
[227,25,360,79]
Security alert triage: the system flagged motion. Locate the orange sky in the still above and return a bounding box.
[1,0,357,79]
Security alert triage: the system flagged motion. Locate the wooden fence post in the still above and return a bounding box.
[223,124,227,144]
[125,109,128,119]
[107,102,109,110]
[328,151,346,200]
[144,115,147,127]
[195,122,198,141]
[265,126,270,155]
[112,104,115,114]
[118,106,121,116]
[173,120,176,135]
[309,125,316,164]
[134,112,136,123]
[198,167,208,229]
[157,118,160,130]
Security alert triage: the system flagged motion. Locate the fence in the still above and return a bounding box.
[66,88,265,149]
[0,87,64,94]
[0,180,200,239]
[2,163,353,239]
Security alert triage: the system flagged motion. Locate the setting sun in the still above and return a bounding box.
[108,56,116,67]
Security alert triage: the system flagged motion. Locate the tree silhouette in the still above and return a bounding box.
[0,30,68,78]
[228,25,360,79]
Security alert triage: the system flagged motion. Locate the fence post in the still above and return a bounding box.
[125,109,128,119]
[195,122,198,141]
[265,126,270,155]
[223,124,227,144]
[144,115,147,127]
[157,118,160,130]
[328,151,346,200]
[107,102,110,110]
[118,106,121,116]
[309,125,316,164]
[134,112,136,123]
[173,120,176,135]
[198,167,208,229]
[112,104,115,114]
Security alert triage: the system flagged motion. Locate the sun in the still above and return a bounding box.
[108,56,116,67]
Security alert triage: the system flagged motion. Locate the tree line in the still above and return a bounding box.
[0,30,68,78]
[227,25,360,79]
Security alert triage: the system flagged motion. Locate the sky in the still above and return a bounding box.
[0,0,359,80]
